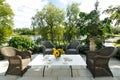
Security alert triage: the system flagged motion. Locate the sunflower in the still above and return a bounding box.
[53,48,64,57]
[57,49,64,54]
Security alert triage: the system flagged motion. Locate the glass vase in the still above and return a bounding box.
[55,57,60,61]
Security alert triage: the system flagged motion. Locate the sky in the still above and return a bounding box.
[6,0,120,29]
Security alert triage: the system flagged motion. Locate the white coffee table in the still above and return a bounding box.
[28,54,86,77]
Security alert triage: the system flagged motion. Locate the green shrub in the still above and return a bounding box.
[8,36,35,51]
[79,43,89,55]
[95,39,103,49]
[116,47,120,60]
[0,54,4,60]
[116,39,120,43]
[30,45,43,54]
[0,46,4,60]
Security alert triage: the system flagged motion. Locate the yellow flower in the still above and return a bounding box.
[53,48,64,57]
[57,49,64,54]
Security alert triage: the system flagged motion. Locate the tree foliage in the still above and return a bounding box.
[64,2,80,42]
[104,5,120,26]
[112,27,120,34]
[0,0,14,45]
[76,1,113,49]
[31,2,64,42]
[14,28,34,35]
[77,1,112,39]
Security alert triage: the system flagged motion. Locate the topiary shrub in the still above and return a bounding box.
[8,36,35,51]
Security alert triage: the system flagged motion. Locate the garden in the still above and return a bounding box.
[0,0,120,60]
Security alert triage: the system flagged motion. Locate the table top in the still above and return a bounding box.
[28,54,86,66]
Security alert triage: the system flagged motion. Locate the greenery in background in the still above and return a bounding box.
[116,39,120,44]
[116,47,120,60]
[114,39,120,48]
[78,1,112,39]
[31,45,43,54]
[112,27,120,34]
[113,39,120,60]
[104,5,120,26]
[31,2,65,43]
[0,0,120,57]
[0,45,4,60]
[94,39,103,49]
[78,39,89,54]
[14,28,34,35]
[8,36,35,51]
[64,2,80,42]
[30,1,119,51]
[0,53,4,60]
[0,0,14,45]
[77,1,112,49]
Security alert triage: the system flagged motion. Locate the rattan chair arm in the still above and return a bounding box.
[8,55,22,65]
[23,50,32,58]
[87,51,97,59]
[8,55,22,70]
[17,50,32,59]
[94,55,110,59]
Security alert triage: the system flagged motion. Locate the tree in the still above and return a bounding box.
[77,0,112,50]
[31,2,64,43]
[104,5,120,26]
[78,0,112,39]
[14,28,33,35]
[0,0,14,45]
[64,2,80,42]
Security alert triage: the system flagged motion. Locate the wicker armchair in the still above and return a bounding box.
[65,40,80,54]
[86,47,117,77]
[0,47,32,76]
[41,41,55,56]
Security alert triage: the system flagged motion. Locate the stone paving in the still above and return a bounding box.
[0,54,120,80]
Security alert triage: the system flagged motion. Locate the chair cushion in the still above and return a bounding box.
[1,47,16,57]
[45,48,53,52]
[67,49,76,51]
[44,48,53,54]
[66,49,77,54]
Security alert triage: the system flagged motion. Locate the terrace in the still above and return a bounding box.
[0,53,120,80]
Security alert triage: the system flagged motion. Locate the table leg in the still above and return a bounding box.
[69,65,73,77]
[43,66,46,77]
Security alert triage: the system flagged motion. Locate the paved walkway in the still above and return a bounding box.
[0,54,120,80]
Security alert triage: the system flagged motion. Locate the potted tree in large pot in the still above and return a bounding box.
[77,1,112,52]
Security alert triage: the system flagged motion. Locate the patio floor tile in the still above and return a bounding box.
[17,76,57,80]
[0,75,18,80]
[92,77,118,80]
[77,69,92,77]
[58,77,92,80]
[116,77,120,80]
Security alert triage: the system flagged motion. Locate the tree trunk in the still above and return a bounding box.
[89,37,96,52]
